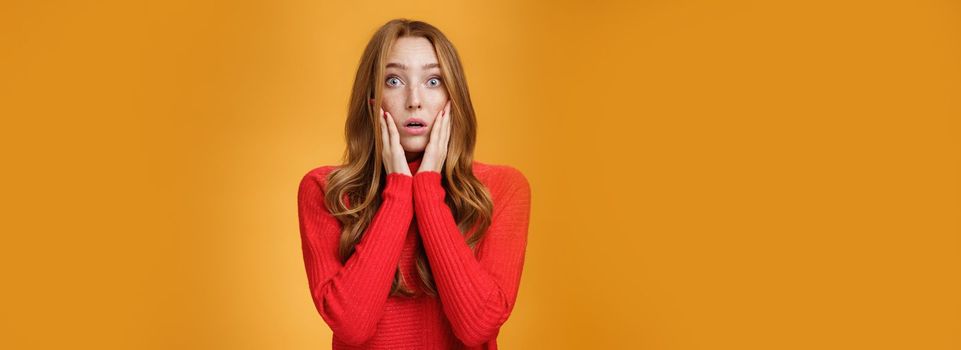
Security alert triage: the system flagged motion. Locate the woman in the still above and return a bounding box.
[297,18,532,349]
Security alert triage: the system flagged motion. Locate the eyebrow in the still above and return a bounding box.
[386,62,440,70]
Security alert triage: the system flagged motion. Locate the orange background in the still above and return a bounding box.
[2,0,959,349]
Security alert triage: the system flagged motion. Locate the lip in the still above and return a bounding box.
[402,117,429,135]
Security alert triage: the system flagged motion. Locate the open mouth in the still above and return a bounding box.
[403,118,429,135]
[404,118,428,129]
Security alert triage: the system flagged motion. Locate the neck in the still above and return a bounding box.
[405,151,424,163]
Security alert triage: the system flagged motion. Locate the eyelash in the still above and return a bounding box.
[386,75,443,88]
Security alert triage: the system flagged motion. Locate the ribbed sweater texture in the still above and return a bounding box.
[297,157,531,349]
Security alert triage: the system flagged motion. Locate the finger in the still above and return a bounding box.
[430,102,447,149]
[428,108,441,146]
[442,105,451,147]
[386,111,402,149]
[378,107,389,151]
[379,108,392,173]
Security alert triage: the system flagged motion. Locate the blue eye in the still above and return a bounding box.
[427,77,442,87]
[386,76,401,87]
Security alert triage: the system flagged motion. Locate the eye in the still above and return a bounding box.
[385,76,402,87]
[427,77,442,87]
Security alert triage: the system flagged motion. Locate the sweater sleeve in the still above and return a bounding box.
[297,169,414,346]
[412,167,531,347]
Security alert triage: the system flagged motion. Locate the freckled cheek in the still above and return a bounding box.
[381,90,446,116]
[425,92,448,116]
[381,93,404,116]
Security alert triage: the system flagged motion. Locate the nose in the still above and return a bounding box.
[405,86,422,110]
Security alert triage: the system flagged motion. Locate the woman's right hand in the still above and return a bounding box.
[378,107,412,176]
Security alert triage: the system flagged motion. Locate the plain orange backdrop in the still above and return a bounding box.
[1,0,958,349]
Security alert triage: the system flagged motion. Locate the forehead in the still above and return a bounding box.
[386,36,438,65]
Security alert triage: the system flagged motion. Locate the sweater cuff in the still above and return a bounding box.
[383,172,413,200]
[412,171,445,202]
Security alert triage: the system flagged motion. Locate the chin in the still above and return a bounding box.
[401,139,428,152]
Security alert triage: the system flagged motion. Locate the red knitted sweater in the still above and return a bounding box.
[297,156,531,349]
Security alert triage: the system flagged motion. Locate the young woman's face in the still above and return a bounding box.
[381,36,449,155]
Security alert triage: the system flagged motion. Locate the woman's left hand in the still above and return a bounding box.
[418,99,452,174]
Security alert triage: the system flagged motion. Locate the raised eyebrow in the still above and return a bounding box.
[385,62,441,70]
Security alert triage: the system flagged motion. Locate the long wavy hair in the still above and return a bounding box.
[323,19,494,298]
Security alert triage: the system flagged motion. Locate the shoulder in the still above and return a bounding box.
[472,160,530,197]
[299,164,341,194]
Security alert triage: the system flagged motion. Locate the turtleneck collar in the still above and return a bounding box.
[406,154,424,174]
